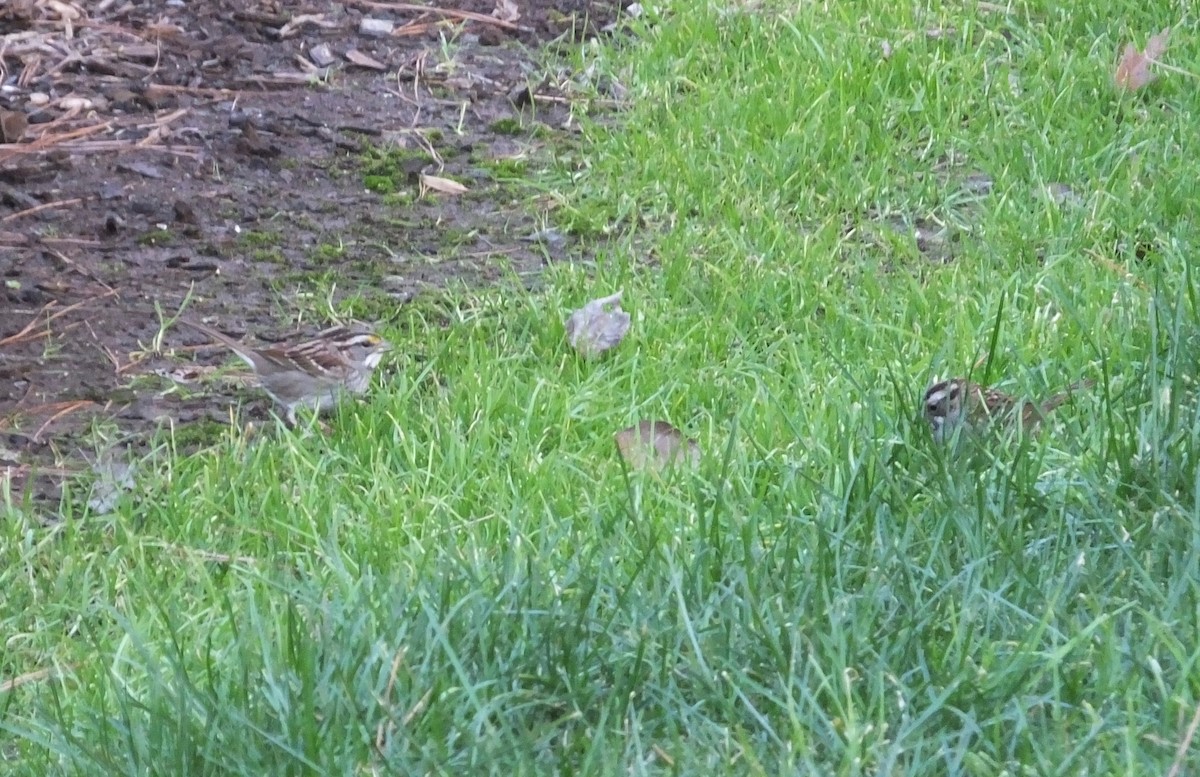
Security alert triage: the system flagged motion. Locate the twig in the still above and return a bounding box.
[0,664,80,693]
[0,288,118,347]
[113,349,150,376]
[1086,248,1149,291]
[1167,701,1200,777]
[10,119,112,145]
[395,21,442,37]
[143,83,242,97]
[45,247,114,290]
[144,540,260,566]
[32,401,96,443]
[533,93,627,108]
[347,0,532,32]
[0,141,201,159]
[1,198,84,224]
[0,462,79,477]
[40,237,102,247]
[139,107,190,128]
[374,646,408,750]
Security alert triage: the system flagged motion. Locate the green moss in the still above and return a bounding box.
[251,248,286,264]
[360,143,434,176]
[239,231,281,247]
[364,175,397,193]
[489,117,523,135]
[169,418,231,448]
[438,226,478,249]
[136,229,174,246]
[382,191,414,207]
[312,243,346,263]
[483,158,529,177]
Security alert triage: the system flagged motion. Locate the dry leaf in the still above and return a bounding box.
[1115,27,1170,92]
[87,451,136,516]
[615,421,701,472]
[565,290,630,358]
[419,174,468,196]
[0,110,28,144]
[492,0,521,23]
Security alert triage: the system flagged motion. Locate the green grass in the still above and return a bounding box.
[4,1,1200,774]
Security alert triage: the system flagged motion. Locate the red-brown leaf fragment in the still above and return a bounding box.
[614,420,701,472]
[1115,27,1170,92]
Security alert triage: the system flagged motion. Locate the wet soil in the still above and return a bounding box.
[0,0,622,509]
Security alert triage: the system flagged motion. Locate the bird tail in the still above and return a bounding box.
[1041,378,1096,414]
[176,317,259,370]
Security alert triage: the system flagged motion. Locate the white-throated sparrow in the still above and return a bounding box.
[923,377,1094,443]
[179,318,390,424]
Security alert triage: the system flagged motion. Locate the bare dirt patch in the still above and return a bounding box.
[1,0,622,509]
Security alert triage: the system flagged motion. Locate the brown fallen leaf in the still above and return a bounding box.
[1115,27,1170,92]
[615,420,701,472]
[565,290,630,358]
[1,110,28,144]
[419,174,468,196]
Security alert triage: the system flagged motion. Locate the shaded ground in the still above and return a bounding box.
[1,0,621,510]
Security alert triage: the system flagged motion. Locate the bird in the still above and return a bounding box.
[923,377,1094,443]
[177,317,390,424]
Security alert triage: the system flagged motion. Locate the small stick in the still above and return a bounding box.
[347,0,532,32]
[31,400,96,443]
[1167,701,1200,777]
[0,198,84,223]
[0,289,118,347]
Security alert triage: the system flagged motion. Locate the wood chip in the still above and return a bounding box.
[116,44,160,62]
[58,96,94,111]
[0,231,32,245]
[345,49,386,70]
[46,0,82,20]
[419,173,467,195]
[360,17,395,37]
[309,43,336,68]
[115,160,163,179]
